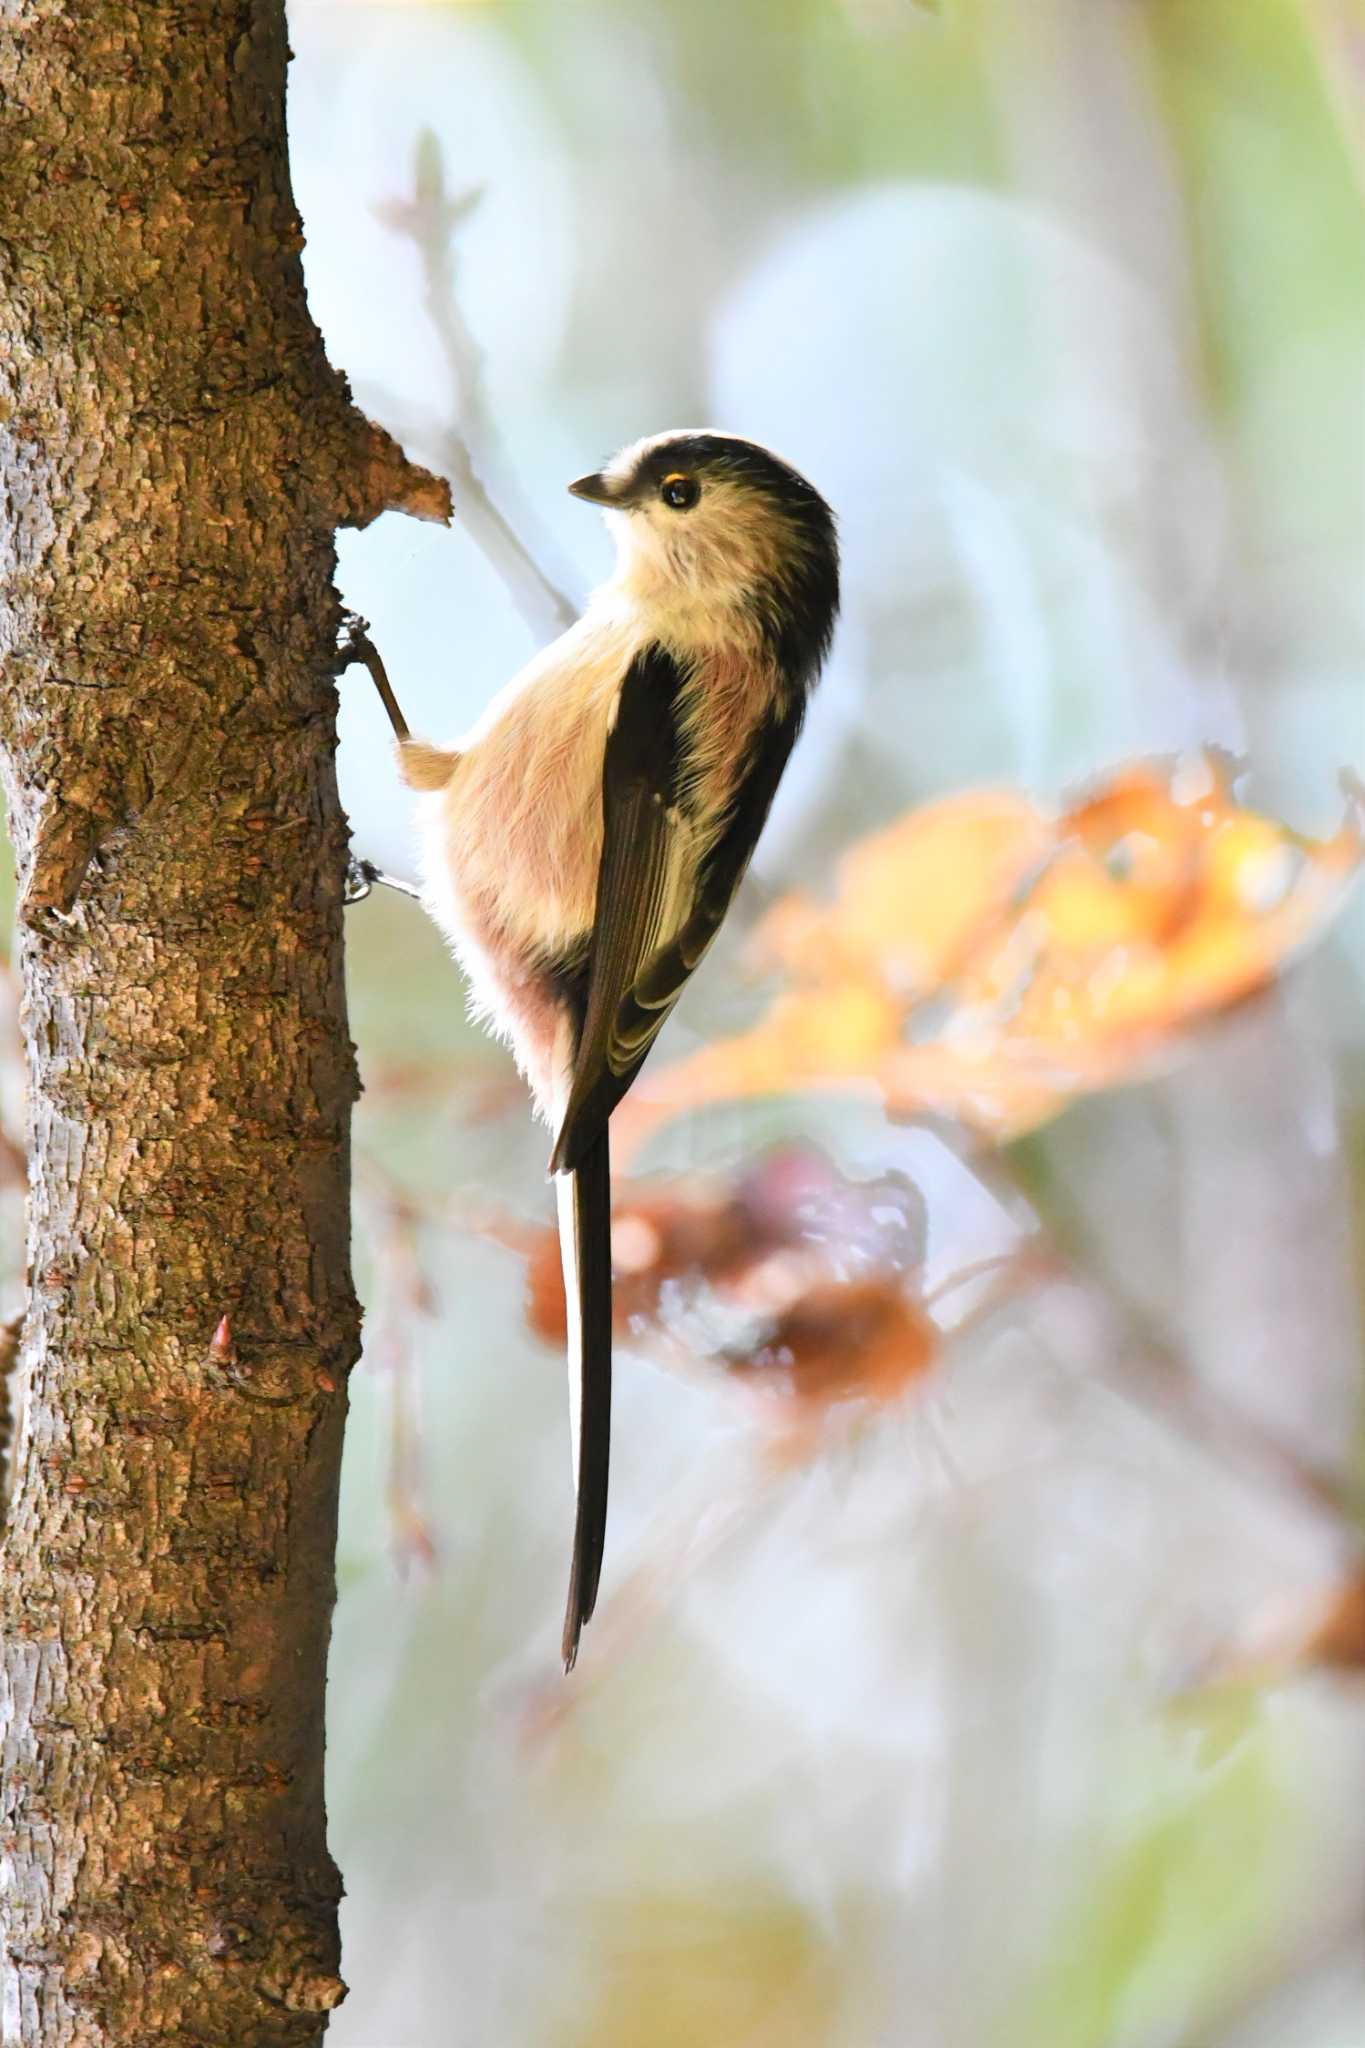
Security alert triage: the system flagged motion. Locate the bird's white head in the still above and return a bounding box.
[568,430,839,679]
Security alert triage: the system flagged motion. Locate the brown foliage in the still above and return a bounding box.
[521,1144,1027,1424]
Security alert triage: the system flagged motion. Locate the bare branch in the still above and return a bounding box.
[376,131,579,637]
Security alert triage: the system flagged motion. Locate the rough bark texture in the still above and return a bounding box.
[0,2,447,2041]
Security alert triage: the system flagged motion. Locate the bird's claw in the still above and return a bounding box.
[344,855,377,905]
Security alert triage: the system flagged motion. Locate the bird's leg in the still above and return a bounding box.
[337,612,459,794]
[344,856,423,906]
[334,616,429,906]
[337,611,411,741]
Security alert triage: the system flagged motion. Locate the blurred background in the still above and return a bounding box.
[12,0,1365,2041]
[315,2,1365,2043]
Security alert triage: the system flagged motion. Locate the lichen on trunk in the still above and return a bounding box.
[0,1,447,2040]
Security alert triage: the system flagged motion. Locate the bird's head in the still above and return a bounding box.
[569,430,839,681]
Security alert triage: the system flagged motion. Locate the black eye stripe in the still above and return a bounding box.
[659,473,699,511]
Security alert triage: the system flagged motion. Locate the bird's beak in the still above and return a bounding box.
[567,471,618,506]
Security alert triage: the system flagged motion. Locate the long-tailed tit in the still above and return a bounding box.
[398,431,839,1667]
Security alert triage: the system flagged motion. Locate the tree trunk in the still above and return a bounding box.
[0,3,447,2041]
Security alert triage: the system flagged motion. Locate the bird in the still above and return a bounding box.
[397,430,839,1668]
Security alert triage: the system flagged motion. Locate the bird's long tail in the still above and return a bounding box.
[555,1125,612,1671]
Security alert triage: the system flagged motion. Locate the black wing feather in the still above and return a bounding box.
[550,655,803,1175]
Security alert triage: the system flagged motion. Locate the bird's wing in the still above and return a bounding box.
[549,647,803,1175]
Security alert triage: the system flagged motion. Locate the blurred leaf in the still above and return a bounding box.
[1303,1568,1365,1668]
[1013,1701,1286,2048]
[1200,1566,1365,1686]
[725,1273,940,1411]
[552,1888,843,2048]
[515,1144,976,1416]
[752,788,1049,996]
[617,755,1363,1155]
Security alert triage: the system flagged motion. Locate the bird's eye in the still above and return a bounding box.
[659,473,699,511]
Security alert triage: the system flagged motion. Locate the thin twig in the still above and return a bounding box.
[374,133,579,639]
[943,1122,1362,1536]
[353,1161,441,1571]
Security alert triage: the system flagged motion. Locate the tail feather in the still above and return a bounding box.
[396,738,460,792]
[556,1125,612,1671]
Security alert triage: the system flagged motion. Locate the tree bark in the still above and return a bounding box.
[0,3,448,2041]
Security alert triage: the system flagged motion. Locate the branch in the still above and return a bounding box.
[346,416,453,531]
[961,1129,1362,1538]
[374,131,579,637]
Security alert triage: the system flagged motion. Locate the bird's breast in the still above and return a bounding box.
[418,619,778,976]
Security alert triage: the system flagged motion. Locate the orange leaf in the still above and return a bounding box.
[613,983,898,1166]
[626,754,1362,1150]
[751,789,1049,994]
